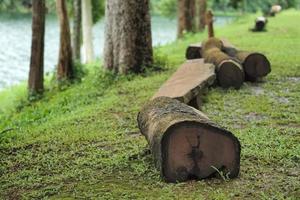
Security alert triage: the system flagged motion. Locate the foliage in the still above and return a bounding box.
[1,10,300,199]
[152,0,177,18]
[91,0,105,23]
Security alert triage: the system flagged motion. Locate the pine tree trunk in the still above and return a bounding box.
[81,0,94,63]
[198,0,206,31]
[178,0,196,38]
[28,0,45,95]
[137,97,241,183]
[72,0,81,61]
[56,0,73,80]
[104,0,153,74]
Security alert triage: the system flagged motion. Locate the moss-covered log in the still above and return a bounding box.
[137,97,241,183]
[186,39,271,81]
[153,59,215,109]
[201,38,244,89]
[222,40,271,81]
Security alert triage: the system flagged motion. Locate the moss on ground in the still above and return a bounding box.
[0,10,299,199]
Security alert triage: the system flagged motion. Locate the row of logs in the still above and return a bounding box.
[186,37,271,89]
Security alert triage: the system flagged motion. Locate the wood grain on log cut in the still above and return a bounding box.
[186,39,271,81]
[137,97,241,183]
[201,38,244,89]
[153,59,215,109]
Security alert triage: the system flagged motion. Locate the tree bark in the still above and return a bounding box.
[104,0,153,74]
[201,38,244,89]
[197,0,206,31]
[177,0,196,38]
[81,0,94,63]
[56,0,73,80]
[28,0,46,95]
[72,0,81,61]
[137,97,241,183]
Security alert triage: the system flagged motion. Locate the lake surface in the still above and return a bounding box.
[0,14,234,90]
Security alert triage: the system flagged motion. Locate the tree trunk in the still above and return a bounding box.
[137,97,241,183]
[201,38,244,89]
[177,0,196,38]
[28,0,45,95]
[197,0,206,31]
[56,0,73,80]
[104,0,153,74]
[72,0,81,61]
[81,0,94,63]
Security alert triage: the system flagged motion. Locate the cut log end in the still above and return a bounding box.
[243,53,271,80]
[162,121,240,183]
[217,60,244,89]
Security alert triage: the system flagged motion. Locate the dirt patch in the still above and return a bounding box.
[244,112,267,121]
[251,86,264,95]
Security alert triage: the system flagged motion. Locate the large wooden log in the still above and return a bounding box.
[137,97,241,183]
[186,39,271,81]
[153,59,215,109]
[201,38,244,89]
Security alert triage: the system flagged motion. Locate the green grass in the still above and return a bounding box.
[1,10,300,199]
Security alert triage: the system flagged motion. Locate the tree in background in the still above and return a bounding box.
[28,0,46,96]
[56,0,73,80]
[72,0,81,61]
[177,0,196,38]
[82,0,94,63]
[104,0,153,74]
[197,0,207,31]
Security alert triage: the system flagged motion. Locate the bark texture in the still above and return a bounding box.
[152,59,215,109]
[197,0,206,31]
[201,38,244,89]
[177,0,196,38]
[82,0,94,63]
[72,0,81,61]
[56,0,73,80]
[137,97,241,183]
[104,0,153,74]
[28,0,46,94]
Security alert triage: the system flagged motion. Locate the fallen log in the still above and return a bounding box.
[137,97,241,183]
[186,39,271,81]
[252,17,268,32]
[153,59,215,109]
[221,40,271,81]
[201,38,244,89]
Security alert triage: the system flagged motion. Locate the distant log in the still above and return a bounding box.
[252,17,267,32]
[186,43,202,60]
[153,59,215,109]
[201,38,244,89]
[137,97,241,183]
[186,39,271,81]
[221,40,271,81]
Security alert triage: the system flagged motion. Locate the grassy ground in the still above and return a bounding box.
[1,10,299,200]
